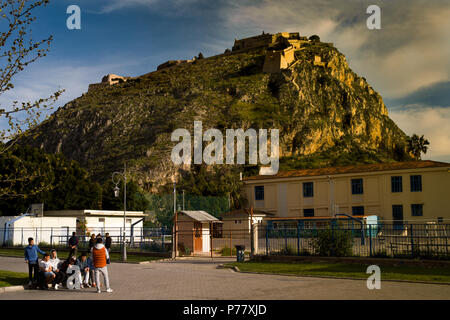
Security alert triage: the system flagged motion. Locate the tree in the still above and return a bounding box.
[101,180,150,211]
[0,145,102,215]
[407,134,430,160]
[309,35,320,42]
[197,52,204,59]
[0,0,64,197]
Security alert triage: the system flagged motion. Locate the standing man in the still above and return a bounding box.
[68,232,79,259]
[105,233,112,253]
[91,237,113,293]
[24,237,46,287]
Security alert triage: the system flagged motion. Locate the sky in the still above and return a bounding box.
[1,0,449,162]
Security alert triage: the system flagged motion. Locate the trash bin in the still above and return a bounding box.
[235,245,245,262]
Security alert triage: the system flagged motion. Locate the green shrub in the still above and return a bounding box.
[312,228,353,257]
[220,247,236,256]
[281,245,296,256]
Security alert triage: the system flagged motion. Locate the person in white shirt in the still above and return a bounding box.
[49,249,63,290]
[39,253,56,289]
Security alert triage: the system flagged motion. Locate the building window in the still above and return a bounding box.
[351,179,363,195]
[352,206,364,216]
[99,218,105,222]
[392,205,404,229]
[303,208,314,217]
[438,217,443,223]
[126,218,132,224]
[255,186,264,201]
[303,182,314,197]
[411,204,423,217]
[391,176,403,193]
[410,175,422,192]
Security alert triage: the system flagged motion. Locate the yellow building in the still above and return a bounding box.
[243,161,450,223]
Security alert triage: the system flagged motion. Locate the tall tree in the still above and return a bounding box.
[407,134,430,160]
[0,0,63,197]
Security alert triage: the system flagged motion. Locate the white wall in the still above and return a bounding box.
[0,215,144,246]
[1,216,76,246]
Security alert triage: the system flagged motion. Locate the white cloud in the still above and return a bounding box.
[97,0,202,14]
[217,0,450,99]
[390,106,450,162]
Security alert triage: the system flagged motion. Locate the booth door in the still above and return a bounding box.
[194,222,203,252]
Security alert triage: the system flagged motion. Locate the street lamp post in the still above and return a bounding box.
[172,174,178,259]
[112,163,127,262]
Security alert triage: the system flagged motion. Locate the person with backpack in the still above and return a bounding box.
[24,237,46,287]
[91,237,113,293]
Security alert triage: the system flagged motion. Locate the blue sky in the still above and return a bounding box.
[1,0,449,161]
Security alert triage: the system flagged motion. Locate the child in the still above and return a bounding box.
[91,237,113,293]
[24,237,46,287]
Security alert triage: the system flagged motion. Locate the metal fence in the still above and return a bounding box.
[258,222,450,259]
[0,227,172,253]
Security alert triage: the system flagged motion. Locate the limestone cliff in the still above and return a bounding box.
[19,40,410,190]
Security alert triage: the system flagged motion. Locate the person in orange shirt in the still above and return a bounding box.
[90,237,113,293]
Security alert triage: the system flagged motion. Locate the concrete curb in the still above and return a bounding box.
[0,285,26,294]
[219,264,450,286]
[138,258,174,264]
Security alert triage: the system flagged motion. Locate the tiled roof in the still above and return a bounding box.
[244,160,450,181]
[220,208,275,217]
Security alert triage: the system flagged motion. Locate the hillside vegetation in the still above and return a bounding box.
[19,42,411,192]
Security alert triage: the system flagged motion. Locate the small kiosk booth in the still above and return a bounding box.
[174,210,222,256]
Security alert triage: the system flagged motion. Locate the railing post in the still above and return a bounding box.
[297,223,300,256]
[369,225,372,257]
[229,231,232,256]
[161,227,165,251]
[50,228,53,247]
[284,226,288,254]
[410,224,414,257]
[21,228,24,246]
[265,223,269,256]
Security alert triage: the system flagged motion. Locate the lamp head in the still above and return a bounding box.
[114,185,120,198]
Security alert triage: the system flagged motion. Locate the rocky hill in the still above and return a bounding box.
[19,36,410,191]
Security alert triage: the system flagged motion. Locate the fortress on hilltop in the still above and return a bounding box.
[88,32,333,92]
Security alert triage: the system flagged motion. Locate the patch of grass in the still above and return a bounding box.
[0,248,165,263]
[227,261,450,283]
[0,270,28,288]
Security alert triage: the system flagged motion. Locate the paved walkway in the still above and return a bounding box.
[0,256,449,300]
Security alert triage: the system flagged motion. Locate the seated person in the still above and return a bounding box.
[76,252,91,288]
[64,257,82,290]
[49,249,63,290]
[58,257,73,288]
[39,253,56,289]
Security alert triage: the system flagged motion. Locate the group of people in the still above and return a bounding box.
[24,232,113,293]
